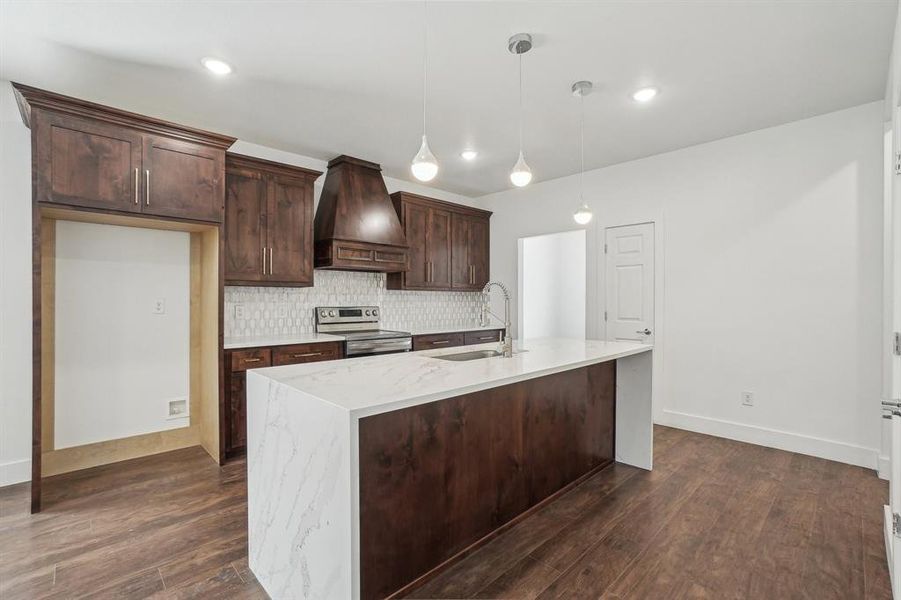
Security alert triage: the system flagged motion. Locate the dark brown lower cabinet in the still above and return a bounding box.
[223,341,343,457]
[412,329,502,351]
[358,361,616,600]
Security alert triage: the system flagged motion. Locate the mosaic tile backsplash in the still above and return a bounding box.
[225,270,485,338]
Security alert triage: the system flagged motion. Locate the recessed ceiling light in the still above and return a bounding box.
[461,150,478,161]
[632,87,658,103]
[201,57,233,75]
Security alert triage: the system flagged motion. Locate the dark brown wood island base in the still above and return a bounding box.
[358,362,616,600]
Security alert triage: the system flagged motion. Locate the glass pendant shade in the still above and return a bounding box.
[411,135,438,182]
[509,150,533,187]
[573,201,593,225]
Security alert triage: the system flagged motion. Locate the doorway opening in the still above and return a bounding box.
[517,230,586,340]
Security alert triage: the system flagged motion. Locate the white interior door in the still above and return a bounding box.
[886,104,901,599]
[605,223,654,344]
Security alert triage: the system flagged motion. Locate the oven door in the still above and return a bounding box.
[345,337,413,357]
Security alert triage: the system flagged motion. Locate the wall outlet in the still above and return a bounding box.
[153,298,166,315]
[166,397,188,420]
[234,304,246,320]
[277,304,288,318]
[741,391,754,407]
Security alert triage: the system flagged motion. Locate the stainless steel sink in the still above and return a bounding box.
[432,349,521,361]
[433,349,503,361]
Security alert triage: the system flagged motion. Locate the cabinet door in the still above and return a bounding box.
[143,134,224,222]
[228,373,247,453]
[34,111,143,212]
[428,208,453,288]
[412,332,466,351]
[266,175,313,285]
[225,169,266,283]
[451,212,472,289]
[469,215,490,288]
[403,202,430,288]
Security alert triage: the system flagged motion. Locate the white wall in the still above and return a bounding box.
[0,80,33,485]
[518,230,586,339]
[482,101,885,469]
[54,221,190,448]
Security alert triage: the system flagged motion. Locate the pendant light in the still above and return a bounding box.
[572,80,594,225]
[508,33,533,187]
[411,1,438,182]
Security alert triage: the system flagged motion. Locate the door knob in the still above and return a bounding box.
[636,328,652,335]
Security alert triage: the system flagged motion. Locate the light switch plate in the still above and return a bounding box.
[235,304,246,320]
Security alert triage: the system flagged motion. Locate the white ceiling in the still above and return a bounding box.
[1,0,896,196]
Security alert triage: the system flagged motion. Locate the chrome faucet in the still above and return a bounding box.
[480,281,513,358]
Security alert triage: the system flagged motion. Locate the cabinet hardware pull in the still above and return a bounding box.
[244,358,262,363]
[145,170,150,206]
[134,168,139,204]
[470,264,475,285]
[293,352,322,358]
[270,247,274,274]
[262,248,267,275]
[432,340,450,345]
[477,336,493,340]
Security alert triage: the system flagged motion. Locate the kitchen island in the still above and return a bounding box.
[246,338,653,600]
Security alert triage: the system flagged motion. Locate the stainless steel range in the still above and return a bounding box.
[315,306,412,357]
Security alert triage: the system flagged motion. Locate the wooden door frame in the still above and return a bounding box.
[601,219,665,425]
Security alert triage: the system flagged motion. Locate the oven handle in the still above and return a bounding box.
[345,338,413,356]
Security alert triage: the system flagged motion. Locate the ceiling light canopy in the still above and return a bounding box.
[461,150,478,161]
[508,33,533,188]
[411,1,438,182]
[632,87,658,102]
[572,80,594,225]
[201,57,233,75]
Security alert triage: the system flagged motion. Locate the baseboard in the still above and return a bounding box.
[879,454,891,481]
[658,409,879,470]
[0,458,31,487]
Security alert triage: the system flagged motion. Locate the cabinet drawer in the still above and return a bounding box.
[413,332,465,351]
[464,329,502,345]
[230,348,272,372]
[273,342,343,366]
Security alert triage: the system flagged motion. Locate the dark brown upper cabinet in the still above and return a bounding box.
[14,82,235,223]
[387,192,491,292]
[142,135,223,222]
[225,154,322,287]
[451,211,490,290]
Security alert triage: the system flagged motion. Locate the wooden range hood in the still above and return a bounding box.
[314,155,409,272]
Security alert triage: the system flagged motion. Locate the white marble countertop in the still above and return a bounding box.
[223,333,344,350]
[250,337,652,418]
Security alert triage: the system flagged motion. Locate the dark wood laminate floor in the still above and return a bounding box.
[0,426,891,599]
